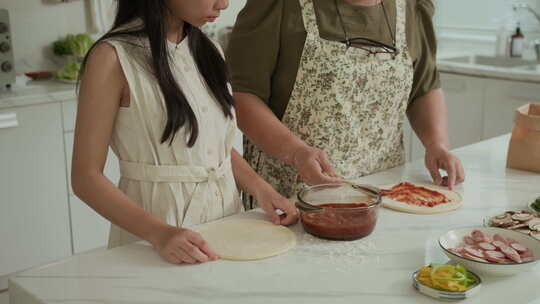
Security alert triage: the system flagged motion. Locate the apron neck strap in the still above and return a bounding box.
[298,0,322,38]
[394,0,407,51]
[298,0,409,51]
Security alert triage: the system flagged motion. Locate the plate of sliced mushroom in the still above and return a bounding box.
[485,210,540,241]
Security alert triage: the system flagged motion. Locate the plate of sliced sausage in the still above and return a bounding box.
[439,227,540,276]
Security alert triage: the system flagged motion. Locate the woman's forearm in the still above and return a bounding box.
[234,92,307,166]
[72,172,167,246]
[406,88,450,150]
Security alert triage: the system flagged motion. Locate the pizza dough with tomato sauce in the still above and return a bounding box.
[379,182,463,214]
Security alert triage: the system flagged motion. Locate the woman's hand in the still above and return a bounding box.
[256,185,299,226]
[152,226,219,265]
[291,145,342,185]
[424,145,465,190]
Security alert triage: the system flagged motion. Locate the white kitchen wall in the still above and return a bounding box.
[3,0,89,74]
[4,0,247,75]
[434,0,540,55]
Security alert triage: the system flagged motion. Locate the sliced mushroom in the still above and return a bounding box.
[504,220,519,227]
[529,223,540,232]
[528,219,540,228]
[508,223,529,230]
[491,217,515,227]
[515,228,532,235]
[512,213,534,222]
[531,231,540,241]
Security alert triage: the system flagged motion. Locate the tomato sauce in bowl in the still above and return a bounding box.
[297,184,381,240]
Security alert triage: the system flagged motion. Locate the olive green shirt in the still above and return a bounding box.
[227,0,441,119]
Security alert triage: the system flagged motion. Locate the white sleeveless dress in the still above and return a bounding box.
[105,33,242,248]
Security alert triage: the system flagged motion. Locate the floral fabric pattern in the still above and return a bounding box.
[244,0,414,207]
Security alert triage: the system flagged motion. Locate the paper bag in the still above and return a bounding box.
[506,103,540,173]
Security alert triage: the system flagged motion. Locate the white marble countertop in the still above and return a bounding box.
[8,135,540,304]
[0,80,76,110]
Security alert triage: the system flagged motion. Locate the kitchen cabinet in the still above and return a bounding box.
[407,73,486,161]
[482,79,540,140]
[0,103,72,288]
[0,98,122,289]
[441,73,485,150]
[406,72,539,162]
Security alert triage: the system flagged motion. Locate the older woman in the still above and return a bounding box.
[227,0,465,207]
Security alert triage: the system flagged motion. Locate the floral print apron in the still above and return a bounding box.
[244,0,414,208]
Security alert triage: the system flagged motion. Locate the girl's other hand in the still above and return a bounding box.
[152,226,219,264]
[256,186,299,226]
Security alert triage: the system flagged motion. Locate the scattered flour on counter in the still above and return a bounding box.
[293,232,377,270]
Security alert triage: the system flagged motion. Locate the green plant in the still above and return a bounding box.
[53,34,94,57]
[54,60,81,82]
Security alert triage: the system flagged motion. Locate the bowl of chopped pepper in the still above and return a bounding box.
[413,264,482,301]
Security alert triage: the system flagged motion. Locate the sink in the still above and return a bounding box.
[440,55,538,69]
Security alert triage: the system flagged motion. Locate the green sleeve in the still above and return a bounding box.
[226,0,284,104]
[409,0,441,104]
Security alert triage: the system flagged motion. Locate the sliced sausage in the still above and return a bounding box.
[520,250,534,259]
[448,248,463,257]
[485,250,505,258]
[505,237,519,245]
[492,241,507,250]
[463,235,476,245]
[478,242,496,251]
[471,230,486,242]
[464,246,485,258]
[493,234,508,245]
[510,242,528,253]
[463,252,489,263]
[485,252,508,263]
[501,246,522,263]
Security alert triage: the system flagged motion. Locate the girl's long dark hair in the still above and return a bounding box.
[80,0,234,147]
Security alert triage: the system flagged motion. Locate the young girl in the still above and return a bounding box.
[72,0,297,265]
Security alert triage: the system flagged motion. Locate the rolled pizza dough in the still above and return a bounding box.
[196,219,296,261]
[380,183,463,214]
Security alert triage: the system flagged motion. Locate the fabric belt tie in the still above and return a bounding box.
[119,157,231,183]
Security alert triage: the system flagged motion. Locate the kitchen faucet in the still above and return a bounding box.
[513,3,540,24]
[513,3,540,62]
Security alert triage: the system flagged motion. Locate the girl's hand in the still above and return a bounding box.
[425,145,465,190]
[256,186,298,226]
[291,145,342,185]
[152,226,219,264]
